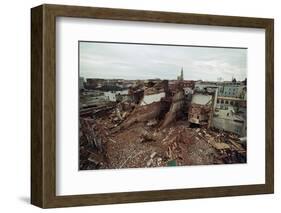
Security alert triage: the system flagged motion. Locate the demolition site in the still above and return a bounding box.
[79,69,247,170]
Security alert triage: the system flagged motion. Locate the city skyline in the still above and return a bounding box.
[79,42,247,81]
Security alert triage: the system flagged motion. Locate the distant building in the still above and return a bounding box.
[85,78,105,89]
[195,81,220,91]
[79,77,85,91]
[195,81,246,99]
[169,80,194,93]
[216,96,246,109]
[219,84,244,98]
[104,89,129,102]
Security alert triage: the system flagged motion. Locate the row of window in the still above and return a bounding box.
[217,99,239,106]
[219,88,238,96]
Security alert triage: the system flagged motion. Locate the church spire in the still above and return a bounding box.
[177,67,184,81]
[181,67,184,80]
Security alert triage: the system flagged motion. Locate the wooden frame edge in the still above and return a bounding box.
[31,5,44,207]
[265,19,274,194]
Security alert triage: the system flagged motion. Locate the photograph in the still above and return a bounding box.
[78,41,247,170]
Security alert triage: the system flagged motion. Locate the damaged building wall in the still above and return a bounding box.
[188,89,216,128]
[161,90,185,128]
[212,116,246,136]
[117,101,163,130]
[140,92,165,106]
[188,104,212,127]
[212,107,246,136]
[117,80,188,130]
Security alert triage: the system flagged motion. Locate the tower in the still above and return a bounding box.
[177,67,184,80]
[180,67,184,80]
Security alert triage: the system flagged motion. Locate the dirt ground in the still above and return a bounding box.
[79,113,246,170]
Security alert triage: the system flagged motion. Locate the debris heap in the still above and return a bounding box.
[79,80,246,169]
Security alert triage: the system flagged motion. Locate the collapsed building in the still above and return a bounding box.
[79,78,247,170]
[188,87,217,128]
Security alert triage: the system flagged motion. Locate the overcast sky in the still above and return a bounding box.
[79,42,247,81]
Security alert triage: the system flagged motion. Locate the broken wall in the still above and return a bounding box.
[161,90,185,128]
[118,101,162,130]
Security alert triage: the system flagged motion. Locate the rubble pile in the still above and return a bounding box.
[79,80,247,170]
[192,128,246,163]
[79,118,108,170]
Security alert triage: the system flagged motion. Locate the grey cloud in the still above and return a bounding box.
[79,42,247,81]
